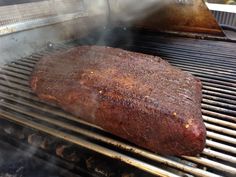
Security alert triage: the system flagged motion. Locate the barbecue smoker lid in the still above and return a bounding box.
[108,0,225,36]
[0,0,225,37]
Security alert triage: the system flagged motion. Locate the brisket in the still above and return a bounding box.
[30,46,206,156]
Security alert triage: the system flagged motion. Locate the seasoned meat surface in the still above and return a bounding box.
[30,46,206,156]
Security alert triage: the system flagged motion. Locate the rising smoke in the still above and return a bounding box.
[108,0,185,22]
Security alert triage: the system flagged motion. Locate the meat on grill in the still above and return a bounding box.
[30,46,206,156]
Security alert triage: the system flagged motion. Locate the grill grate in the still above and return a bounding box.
[0,31,236,177]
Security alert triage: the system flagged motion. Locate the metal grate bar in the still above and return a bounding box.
[205,123,236,137]
[203,115,236,129]
[206,140,236,155]
[131,35,236,54]
[202,149,236,163]
[0,34,236,177]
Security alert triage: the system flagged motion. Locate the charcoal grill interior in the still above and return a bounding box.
[0,135,84,177]
[0,28,236,177]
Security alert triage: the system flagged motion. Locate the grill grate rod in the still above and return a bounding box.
[130,35,236,56]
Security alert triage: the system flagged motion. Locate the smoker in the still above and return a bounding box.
[0,0,235,177]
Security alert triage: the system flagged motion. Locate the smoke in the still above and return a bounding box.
[84,0,185,51]
[109,0,178,23]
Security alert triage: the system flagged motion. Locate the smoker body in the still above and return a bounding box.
[0,0,235,177]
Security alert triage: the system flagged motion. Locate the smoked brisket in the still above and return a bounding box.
[30,46,206,156]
